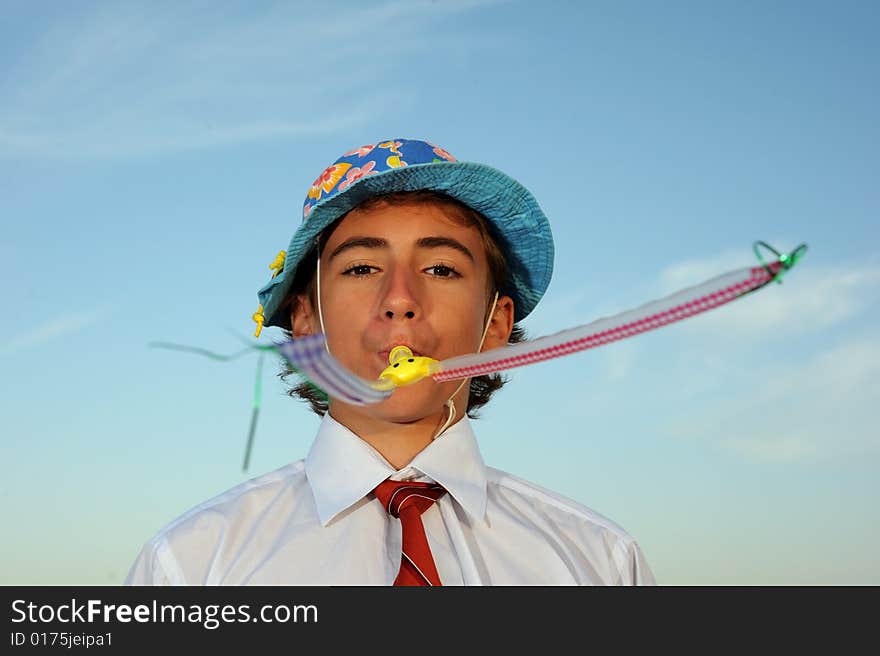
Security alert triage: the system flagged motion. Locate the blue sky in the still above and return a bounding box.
[1,0,878,584]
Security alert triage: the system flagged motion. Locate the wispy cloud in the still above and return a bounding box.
[0,0,502,158]
[0,307,108,356]
[662,337,880,462]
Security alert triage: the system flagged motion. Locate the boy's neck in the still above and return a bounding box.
[327,405,463,470]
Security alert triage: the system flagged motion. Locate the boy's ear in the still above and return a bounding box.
[481,295,515,352]
[289,293,317,338]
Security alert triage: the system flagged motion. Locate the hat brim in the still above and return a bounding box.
[258,161,553,328]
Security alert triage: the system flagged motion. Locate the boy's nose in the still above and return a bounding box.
[385,309,415,319]
[380,268,421,321]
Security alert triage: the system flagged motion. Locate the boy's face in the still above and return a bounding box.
[289,199,514,424]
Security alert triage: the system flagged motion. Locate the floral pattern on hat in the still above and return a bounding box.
[377,140,403,156]
[344,144,375,158]
[308,162,352,201]
[432,146,456,162]
[339,160,379,190]
[300,138,458,223]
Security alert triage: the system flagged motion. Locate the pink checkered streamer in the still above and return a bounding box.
[432,262,782,383]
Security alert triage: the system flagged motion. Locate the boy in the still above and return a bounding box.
[125,138,655,585]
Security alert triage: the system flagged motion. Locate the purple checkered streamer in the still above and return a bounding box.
[277,334,392,406]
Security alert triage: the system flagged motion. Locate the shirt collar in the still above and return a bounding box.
[304,412,488,527]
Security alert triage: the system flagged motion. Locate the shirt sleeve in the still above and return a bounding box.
[627,540,656,585]
[123,538,178,586]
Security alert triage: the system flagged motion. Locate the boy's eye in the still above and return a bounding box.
[425,264,460,278]
[342,264,378,277]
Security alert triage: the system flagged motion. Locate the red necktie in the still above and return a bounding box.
[373,479,447,586]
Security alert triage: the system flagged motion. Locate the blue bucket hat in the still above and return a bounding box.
[254,138,554,333]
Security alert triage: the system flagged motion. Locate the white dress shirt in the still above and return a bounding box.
[125,413,655,585]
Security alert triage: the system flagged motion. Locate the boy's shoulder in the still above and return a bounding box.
[485,465,639,544]
[483,466,654,585]
[162,460,307,539]
[125,461,311,584]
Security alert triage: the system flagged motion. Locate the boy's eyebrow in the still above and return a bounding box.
[327,236,475,262]
[416,236,474,262]
[328,236,388,260]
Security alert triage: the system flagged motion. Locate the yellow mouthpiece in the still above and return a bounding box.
[378,346,440,388]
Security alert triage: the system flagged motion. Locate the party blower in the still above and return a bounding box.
[276,240,807,405]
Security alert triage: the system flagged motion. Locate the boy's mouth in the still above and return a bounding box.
[378,343,423,366]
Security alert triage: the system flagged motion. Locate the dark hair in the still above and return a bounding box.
[278,190,526,417]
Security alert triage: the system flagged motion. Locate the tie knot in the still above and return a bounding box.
[373,479,446,519]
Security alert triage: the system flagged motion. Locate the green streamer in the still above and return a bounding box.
[241,352,264,473]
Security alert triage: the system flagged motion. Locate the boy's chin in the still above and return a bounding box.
[372,387,451,424]
[343,379,452,424]
[329,379,462,425]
